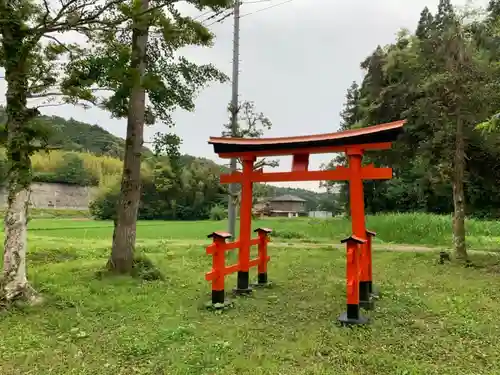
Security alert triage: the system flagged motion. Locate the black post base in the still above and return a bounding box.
[212,290,225,305]
[338,304,369,326]
[338,311,369,326]
[234,271,253,295]
[237,271,250,289]
[359,281,375,310]
[205,300,233,310]
[251,273,273,288]
[205,290,233,310]
[359,298,375,311]
[370,283,381,299]
[359,281,371,306]
[232,287,253,295]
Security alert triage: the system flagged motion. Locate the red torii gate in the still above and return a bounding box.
[208,120,405,325]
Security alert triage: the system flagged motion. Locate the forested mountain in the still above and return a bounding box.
[0,107,150,159]
[323,0,500,219]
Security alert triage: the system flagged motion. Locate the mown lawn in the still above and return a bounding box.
[1,214,500,374]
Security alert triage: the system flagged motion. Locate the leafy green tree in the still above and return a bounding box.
[416,7,434,40]
[411,0,500,260]
[222,101,278,170]
[0,0,126,303]
[489,0,500,16]
[55,153,95,185]
[321,81,363,215]
[89,149,226,222]
[475,2,500,132]
[323,1,500,261]
[65,0,231,274]
[339,82,362,130]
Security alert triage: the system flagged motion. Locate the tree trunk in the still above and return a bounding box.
[108,0,150,274]
[2,187,37,302]
[452,117,467,261]
[0,14,39,303]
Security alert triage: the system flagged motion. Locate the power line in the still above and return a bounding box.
[242,0,274,4]
[193,10,213,21]
[200,10,226,23]
[205,0,294,27]
[240,0,294,18]
[205,10,233,27]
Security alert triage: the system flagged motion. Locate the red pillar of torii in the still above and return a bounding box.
[208,120,405,325]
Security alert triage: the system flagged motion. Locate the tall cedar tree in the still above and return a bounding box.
[320,81,362,215]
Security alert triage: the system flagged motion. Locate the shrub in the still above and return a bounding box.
[56,153,97,185]
[209,205,227,221]
[95,255,163,281]
[89,175,171,220]
[89,184,120,220]
[131,255,164,281]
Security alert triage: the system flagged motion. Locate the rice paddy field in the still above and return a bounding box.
[1,213,500,375]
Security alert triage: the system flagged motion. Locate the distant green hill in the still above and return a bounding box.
[0,107,150,159]
[0,108,336,210]
[47,116,126,158]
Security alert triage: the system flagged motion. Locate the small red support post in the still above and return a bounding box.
[366,229,379,299]
[292,153,309,172]
[346,148,373,311]
[205,228,272,306]
[206,231,232,307]
[252,228,272,287]
[338,235,369,326]
[235,156,255,295]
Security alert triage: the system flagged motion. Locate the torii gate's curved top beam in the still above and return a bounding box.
[209,120,405,157]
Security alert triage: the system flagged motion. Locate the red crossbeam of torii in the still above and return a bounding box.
[207,119,405,325]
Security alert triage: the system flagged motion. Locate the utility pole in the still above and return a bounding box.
[227,0,240,238]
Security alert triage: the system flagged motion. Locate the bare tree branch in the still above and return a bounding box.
[35,103,66,109]
[41,0,52,27]
[34,0,174,35]
[27,87,112,99]
[43,34,75,55]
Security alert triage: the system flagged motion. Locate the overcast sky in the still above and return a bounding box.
[0,0,487,192]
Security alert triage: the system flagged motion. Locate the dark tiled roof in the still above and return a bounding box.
[269,194,306,202]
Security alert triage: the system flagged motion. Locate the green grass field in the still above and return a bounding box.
[16,212,500,250]
[1,213,500,374]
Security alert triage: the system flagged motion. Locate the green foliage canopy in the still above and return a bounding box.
[323,1,500,219]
